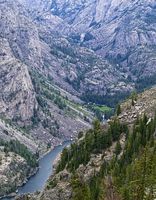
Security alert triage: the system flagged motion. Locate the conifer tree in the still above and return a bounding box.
[116,104,121,116]
[115,141,122,156]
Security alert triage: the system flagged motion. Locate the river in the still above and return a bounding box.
[2,141,71,200]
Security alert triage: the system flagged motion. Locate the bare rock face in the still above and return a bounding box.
[0,38,37,123]
[0,0,43,69]
[22,0,156,87]
[10,0,133,98]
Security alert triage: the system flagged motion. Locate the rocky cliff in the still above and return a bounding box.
[3,0,156,108]
[0,38,37,123]
[49,0,156,83]
[0,0,141,154]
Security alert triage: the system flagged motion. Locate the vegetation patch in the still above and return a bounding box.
[0,139,38,167]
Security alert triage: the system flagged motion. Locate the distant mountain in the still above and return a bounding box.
[50,0,156,86]
[19,0,156,90]
[4,0,156,111]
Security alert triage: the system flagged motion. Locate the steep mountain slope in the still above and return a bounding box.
[9,0,133,100]
[0,151,32,197]
[50,0,156,84]
[0,0,43,69]
[119,85,156,124]
[2,0,153,144]
[20,0,156,91]
[0,3,95,195]
[0,0,94,150]
[29,86,156,200]
[0,38,37,123]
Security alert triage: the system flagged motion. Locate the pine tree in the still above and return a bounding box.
[116,104,121,116]
[115,141,122,156]
[93,119,101,150]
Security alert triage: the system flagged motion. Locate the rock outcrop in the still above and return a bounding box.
[1,0,156,199]
[119,86,156,124]
[2,0,133,97]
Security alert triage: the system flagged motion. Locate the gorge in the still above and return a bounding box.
[0,0,156,199]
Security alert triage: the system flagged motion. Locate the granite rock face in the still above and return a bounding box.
[49,0,156,75]
[20,0,156,86]
[0,0,43,69]
[1,1,154,199]
[0,38,37,123]
[119,86,156,124]
[6,0,133,97]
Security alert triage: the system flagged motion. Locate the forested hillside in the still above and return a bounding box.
[35,87,156,200]
[52,115,156,200]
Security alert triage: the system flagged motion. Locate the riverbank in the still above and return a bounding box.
[0,166,39,200]
[17,141,71,194]
[1,141,72,200]
[0,141,71,200]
